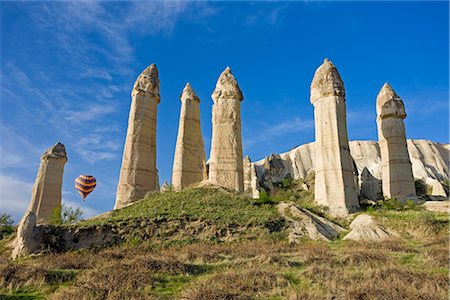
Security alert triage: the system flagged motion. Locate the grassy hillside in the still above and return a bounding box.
[0,187,448,299]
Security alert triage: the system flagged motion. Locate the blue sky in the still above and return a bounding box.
[1,1,448,222]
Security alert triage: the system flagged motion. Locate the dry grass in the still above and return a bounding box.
[2,235,447,299]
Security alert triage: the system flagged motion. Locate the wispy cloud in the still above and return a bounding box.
[73,133,120,163]
[0,174,33,223]
[245,117,313,146]
[65,104,117,122]
[243,5,288,27]
[0,122,44,171]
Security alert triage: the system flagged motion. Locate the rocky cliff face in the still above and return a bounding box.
[254,139,449,198]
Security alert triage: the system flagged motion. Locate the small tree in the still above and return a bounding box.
[50,204,83,225]
[61,205,83,224]
[0,213,14,239]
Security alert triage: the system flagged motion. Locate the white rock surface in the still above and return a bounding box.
[172,83,206,191]
[115,64,160,209]
[254,139,449,198]
[277,202,345,243]
[376,83,416,200]
[422,201,450,213]
[28,142,67,224]
[11,211,40,259]
[160,181,170,193]
[208,67,244,192]
[310,59,360,216]
[343,214,391,241]
[243,156,260,199]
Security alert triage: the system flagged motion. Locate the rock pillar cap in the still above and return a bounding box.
[376,83,406,119]
[180,83,200,103]
[132,64,160,102]
[310,58,345,104]
[212,67,243,102]
[41,142,67,160]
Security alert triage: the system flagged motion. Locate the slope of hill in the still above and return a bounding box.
[1,187,448,299]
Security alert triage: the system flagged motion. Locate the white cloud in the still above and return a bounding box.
[0,174,33,223]
[64,104,117,122]
[245,117,314,146]
[73,133,120,163]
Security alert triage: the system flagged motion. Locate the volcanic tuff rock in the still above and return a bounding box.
[160,181,170,193]
[377,83,416,200]
[27,142,67,224]
[254,139,449,199]
[115,64,160,209]
[172,83,206,191]
[208,67,244,192]
[422,201,450,213]
[343,214,392,241]
[310,59,360,216]
[243,156,260,199]
[11,211,41,259]
[277,202,345,243]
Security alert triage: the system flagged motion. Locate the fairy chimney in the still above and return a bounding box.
[310,59,360,216]
[115,64,160,209]
[208,67,244,192]
[172,83,206,191]
[376,83,416,200]
[27,142,67,224]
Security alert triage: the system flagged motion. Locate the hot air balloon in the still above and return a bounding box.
[75,175,96,200]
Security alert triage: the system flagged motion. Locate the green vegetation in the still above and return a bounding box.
[0,213,14,239]
[0,186,448,299]
[51,205,84,225]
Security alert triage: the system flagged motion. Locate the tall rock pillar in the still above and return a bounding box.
[209,67,244,192]
[310,59,359,216]
[172,83,206,191]
[376,83,416,200]
[115,64,160,209]
[28,142,67,224]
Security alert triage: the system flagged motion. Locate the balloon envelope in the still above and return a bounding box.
[75,175,96,199]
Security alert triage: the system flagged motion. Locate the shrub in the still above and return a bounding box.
[254,189,274,205]
[50,205,83,225]
[380,198,404,211]
[415,179,427,196]
[0,213,14,239]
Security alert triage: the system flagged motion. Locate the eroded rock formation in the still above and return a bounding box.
[208,67,244,192]
[28,142,67,224]
[343,214,392,241]
[254,139,449,199]
[310,59,360,216]
[172,83,206,191]
[277,202,344,243]
[11,211,40,259]
[243,156,260,199]
[376,83,416,200]
[115,64,160,209]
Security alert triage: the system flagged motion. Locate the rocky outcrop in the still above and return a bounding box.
[376,83,416,200]
[28,142,67,224]
[172,83,206,191]
[310,59,360,216]
[422,201,449,213]
[277,202,345,243]
[160,181,170,193]
[11,211,41,259]
[254,139,449,199]
[115,64,160,209]
[343,214,392,241]
[208,67,244,192]
[243,156,260,199]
